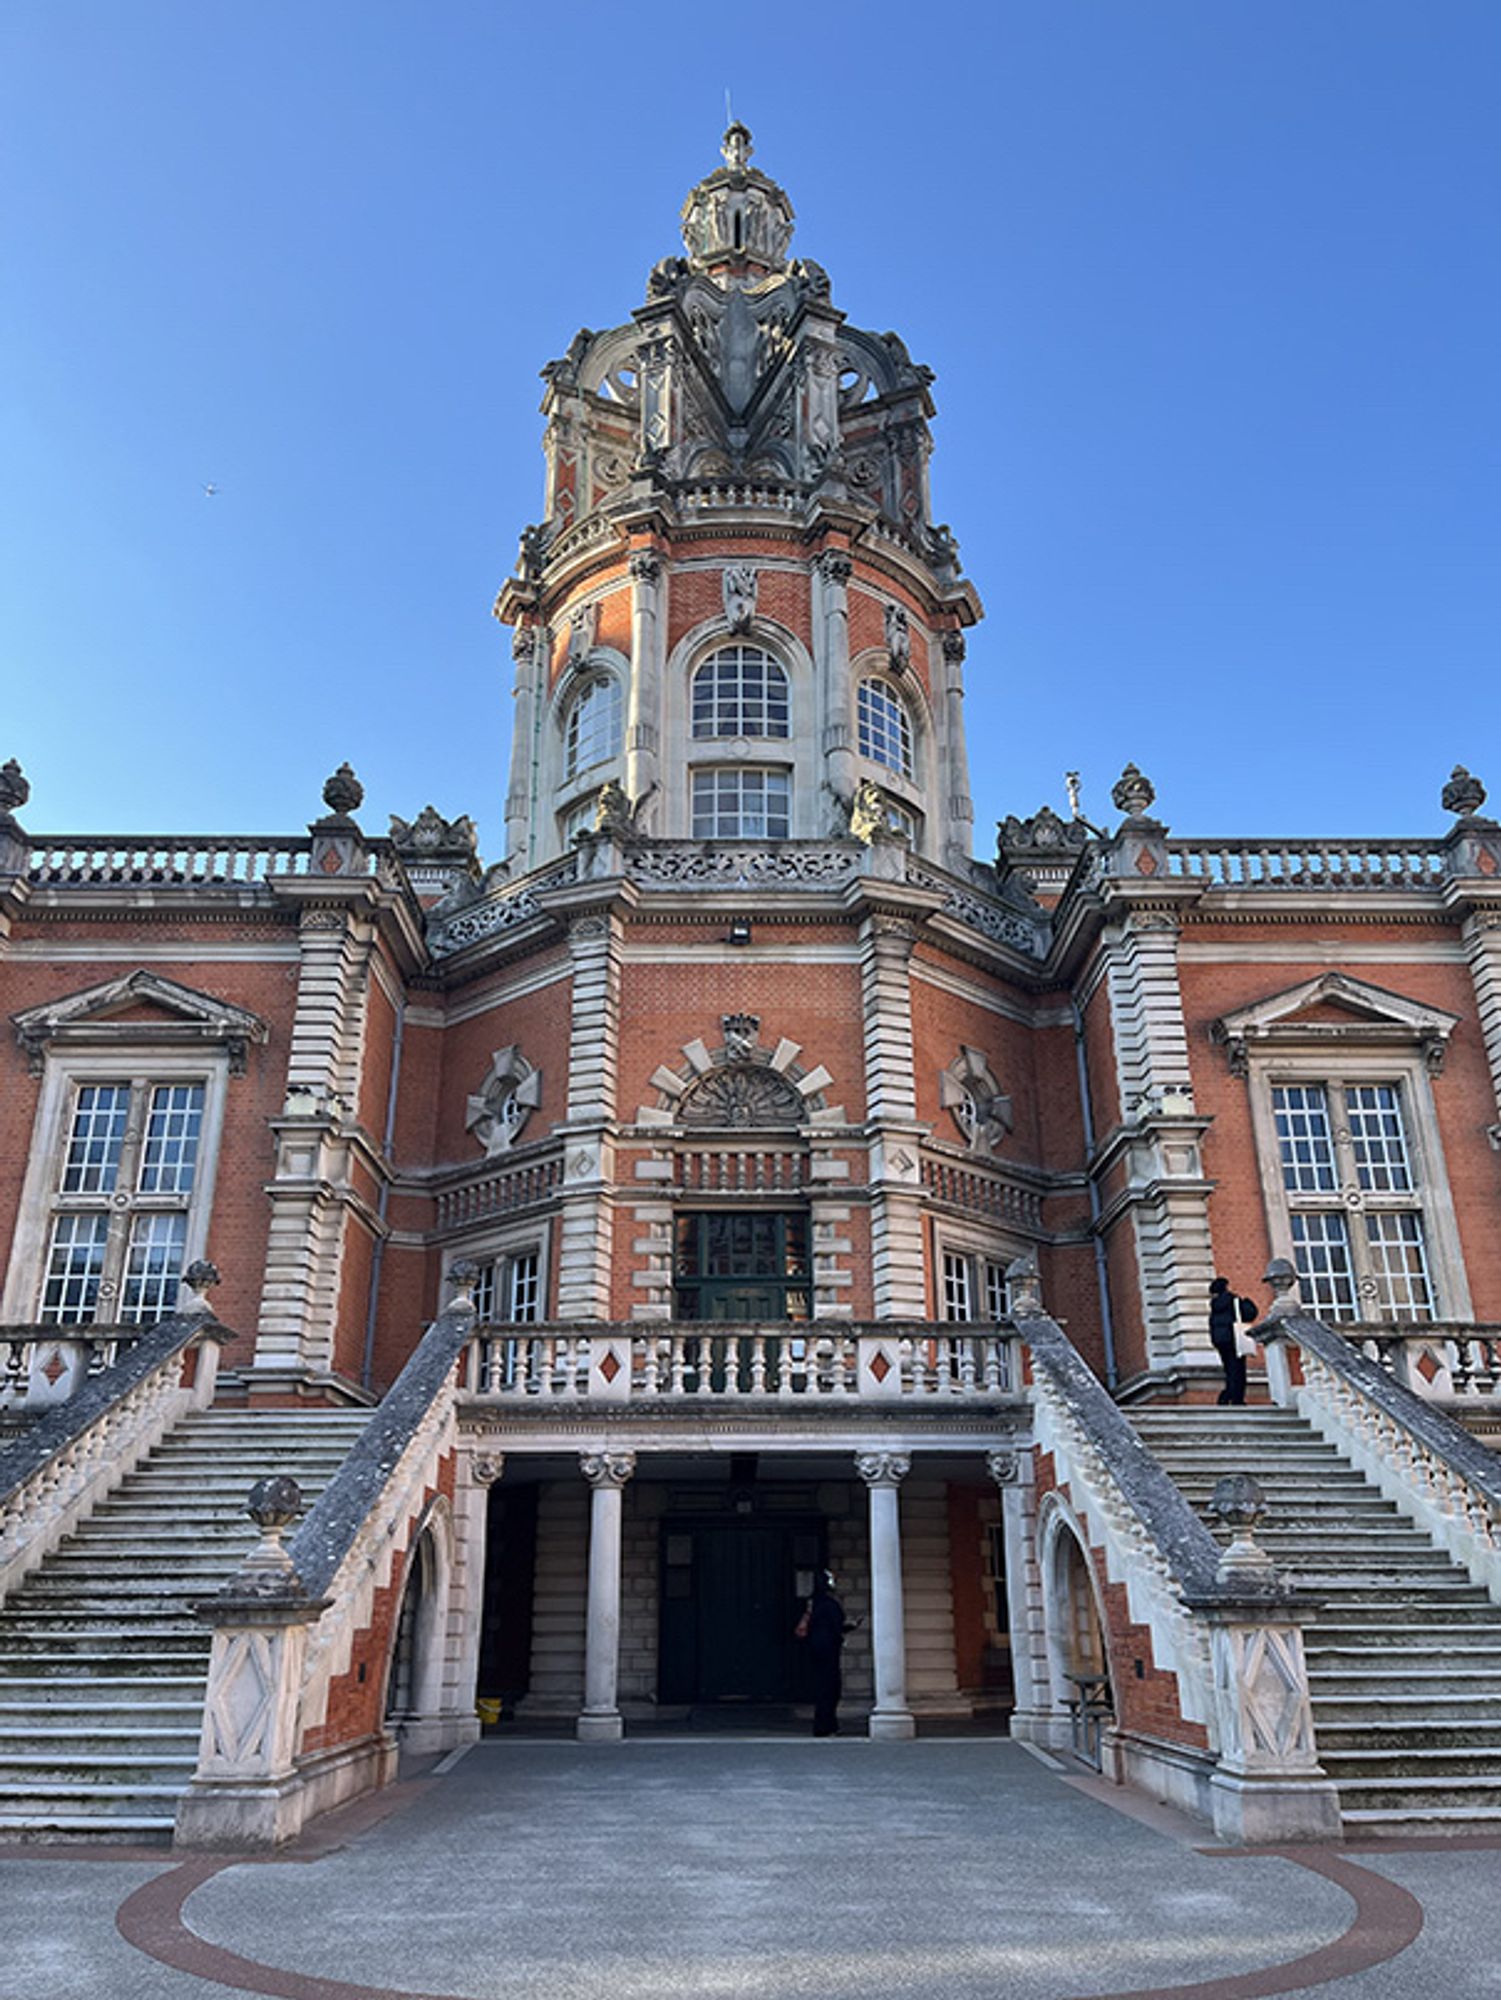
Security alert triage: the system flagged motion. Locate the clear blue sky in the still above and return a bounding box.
[3,2,1497,852]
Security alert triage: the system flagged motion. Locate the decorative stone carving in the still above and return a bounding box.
[512,624,539,665]
[985,1450,1021,1485]
[1208,1474,1274,1578]
[472,1454,506,1488]
[1111,763,1156,820]
[1443,765,1488,818]
[855,1451,910,1487]
[465,1048,543,1157]
[224,1476,308,1600]
[815,550,852,587]
[847,779,886,846]
[997,804,1090,862]
[11,968,268,1077]
[628,843,858,890]
[628,551,662,585]
[883,603,911,671]
[679,1063,804,1129]
[939,1047,1015,1155]
[389,806,478,858]
[566,602,599,665]
[722,564,758,634]
[1210,971,1460,1079]
[721,1013,760,1059]
[580,1451,635,1490]
[940,631,966,668]
[1004,1252,1043,1317]
[321,763,364,818]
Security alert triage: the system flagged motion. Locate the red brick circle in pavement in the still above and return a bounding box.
[115,1844,1425,2000]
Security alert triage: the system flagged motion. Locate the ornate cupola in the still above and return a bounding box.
[495,129,983,872]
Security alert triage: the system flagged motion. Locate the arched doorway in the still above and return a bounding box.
[1042,1510,1114,1767]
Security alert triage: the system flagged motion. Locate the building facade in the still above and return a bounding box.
[2,132,1500,1792]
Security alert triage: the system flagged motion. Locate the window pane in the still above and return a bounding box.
[1345,1084,1414,1193]
[472,1261,497,1324]
[60,1084,130,1194]
[565,676,622,777]
[1289,1212,1357,1320]
[1364,1212,1433,1322]
[691,647,789,740]
[690,768,790,840]
[508,1251,540,1323]
[40,1214,110,1323]
[1272,1085,1337,1193]
[138,1084,205,1194]
[943,1252,972,1323]
[984,1262,1007,1323]
[120,1212,188,1324]
[857,680,913,777]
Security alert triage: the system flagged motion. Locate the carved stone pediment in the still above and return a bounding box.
[1211,973,1461,1076]
[12,971,269,1076]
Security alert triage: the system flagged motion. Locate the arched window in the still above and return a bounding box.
[564,675,623,779]
[857,678,913,778]
[691,646,789,739]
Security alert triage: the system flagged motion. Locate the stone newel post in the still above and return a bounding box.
[578,1451,635,1742]
[856,1450,914,1739]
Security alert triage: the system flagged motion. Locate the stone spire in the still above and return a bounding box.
[680,124,796,277]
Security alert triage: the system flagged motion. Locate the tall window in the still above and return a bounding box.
[942,1250,1010,1323]
[564,675,623,779]
[1272,1082,1434,1321]
[857,678,913,778]
[691,768,790,839]
[39,1080,206,1324]
[472,1249,541,1325]
[691,646,789,739]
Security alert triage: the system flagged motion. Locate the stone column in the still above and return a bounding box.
[814,550,855,808]
[578,1451,635,1742]
[856,1451,914,1739]
[625,553,664,809]
[505,625,543,868]
[939,631,974,866]
[987,1447,1051,1744]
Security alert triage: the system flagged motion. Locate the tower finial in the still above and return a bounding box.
[722,121,752,171]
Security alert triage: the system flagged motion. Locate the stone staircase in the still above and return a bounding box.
[0,1407,369,1842]
[1131,1405,1501,1835]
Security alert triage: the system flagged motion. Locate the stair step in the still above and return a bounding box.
[0,1813,176,1843]
[0,1754,197,1784]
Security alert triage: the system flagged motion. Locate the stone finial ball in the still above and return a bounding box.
[1209,1473,1267,1532]
[0,758,30,815]
[1442,765,1487,818]
[246,1475,304,1532]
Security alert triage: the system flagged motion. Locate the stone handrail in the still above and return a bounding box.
[0,1309,225,1602]
[21,834,400,889]
[1346,1322,1501,1403]
[1011,1297,1340,1841]
[1260,1308,1501,1598]
[1165,838,1448,891]
[0,1323,145,1408]
[467,1321,1017,1402]
[178,1296,476,1849]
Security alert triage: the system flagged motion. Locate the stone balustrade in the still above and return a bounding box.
[0,1324,145,1409]
[1344,1321,1501,1404]
[1164,838,1449,890]
[467,1321,1016,1402]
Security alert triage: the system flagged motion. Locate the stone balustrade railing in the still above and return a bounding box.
[1345,1322,1501,1403]
[467,1321,1016,1402]
[0,1309,226,1603]
[1008,1288,1341,1842]
[1164,838,1449,890]
[1260,1307,1501,1602]
[920,1157,1045,1232]
[177,1292,479,1850]
[0,1323,145,1409]
[433,1153,564,1231]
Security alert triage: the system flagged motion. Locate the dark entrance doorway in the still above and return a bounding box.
[659,1518,821,1709]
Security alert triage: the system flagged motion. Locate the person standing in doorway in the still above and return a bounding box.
[799,1570,851,1737]
[1209,1275,1258,1405]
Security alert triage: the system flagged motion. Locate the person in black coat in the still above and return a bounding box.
[1209,1275,1256,1405]
[801,1570,851,1737]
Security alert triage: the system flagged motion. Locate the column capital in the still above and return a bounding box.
[628,551,662,585]
[855,1450,910,1488]
[814,549,852,587]
[580,1450,636,1491]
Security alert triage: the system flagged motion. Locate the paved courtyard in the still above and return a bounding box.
[3,1738,1499,2000]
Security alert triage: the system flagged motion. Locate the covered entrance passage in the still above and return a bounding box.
[659,1517,822,1708]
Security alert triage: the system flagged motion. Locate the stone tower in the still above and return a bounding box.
[496,126,981,870]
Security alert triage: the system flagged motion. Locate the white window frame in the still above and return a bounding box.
[690,765,792,841]
[856,676,914,778]
[935,1227,1019,1325]
[564,672,624,780]
[445,1219,554,1327]
[3,1051,231,1323]
[1249,1052,1472,1324]
[690,645,791,742]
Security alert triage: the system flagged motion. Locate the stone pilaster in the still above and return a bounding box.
[989,1448,1050,1741]
[625,552,665,808]
[813,550,855,807]
[449,1450,504,1745]
[858,910,928,1317]
[555,910,621,1320]
[255,898,377,1379]
[579,1451,635,1742]
[856,1450,914,1738]
[1459,909,1501,1148]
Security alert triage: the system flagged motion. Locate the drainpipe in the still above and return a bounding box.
[1071,995,1119,1391]
[361,995,406,1395]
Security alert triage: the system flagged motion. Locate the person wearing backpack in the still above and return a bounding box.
[1209,1275,1259,1405]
